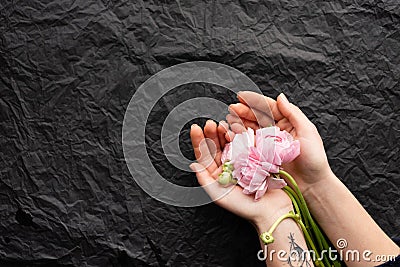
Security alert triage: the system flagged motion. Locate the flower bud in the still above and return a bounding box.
[218,172,232,185]
[222,161,233,172]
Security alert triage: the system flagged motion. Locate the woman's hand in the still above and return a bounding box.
[189,120,293,228]
[227,91,336,193]
[223,92,400,266]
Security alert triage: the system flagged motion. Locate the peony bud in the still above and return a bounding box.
[222,161,233,172]
[218,171,232,185]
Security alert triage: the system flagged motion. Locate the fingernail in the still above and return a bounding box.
[280,93,289,103]
[191,124,198,129]
[189,163,196,171]
[190,163,202,172]
[219,121,228,130]
[228,104,238,114]
[226,131,234,141]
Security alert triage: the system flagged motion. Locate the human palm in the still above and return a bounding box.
[227,91,334,192]
[190,120,292,226]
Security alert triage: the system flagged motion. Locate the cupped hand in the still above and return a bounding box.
[190,120,293,228]
[227,91,335,193]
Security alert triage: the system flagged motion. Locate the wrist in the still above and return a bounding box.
[253,204,294,235]
[302,170,339,204]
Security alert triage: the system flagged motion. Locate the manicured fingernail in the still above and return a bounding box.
[190,163,203,172]
[226,131,234,141]
[189,164,196,171]
[280,93,289,103]
[219,121,228,130]
[228,104,238,114]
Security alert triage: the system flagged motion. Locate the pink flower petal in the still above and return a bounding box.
[268,177,287,189]
[219,126,298,200]
[229,128,254,164]
[255,180,268,200]
[280,140,300,163]
[221,143,232,163]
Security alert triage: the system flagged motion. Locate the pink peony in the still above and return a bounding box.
[221,126,300,200]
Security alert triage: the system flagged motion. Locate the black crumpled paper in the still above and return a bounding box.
[0,0,399,266]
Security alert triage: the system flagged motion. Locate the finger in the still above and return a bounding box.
[230,122,246,134]
[226,113,244,127]
[190,124,203,161]
[237,91,284,121]
[218,120,235,145]
[225,130,235,142]
[229,103,274,127]
[228,103,257,121]
[228,103,267,124]
[190,124,218,172]
[226,113,260,130]
[217,121,229,148]
[276,93,312,130]
[226,113,246,133]
[275,118,294,133]
[204,120,222,165]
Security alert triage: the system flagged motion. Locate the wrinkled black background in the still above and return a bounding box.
[1,0,399,266]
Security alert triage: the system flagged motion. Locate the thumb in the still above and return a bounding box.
[277,93,311,129]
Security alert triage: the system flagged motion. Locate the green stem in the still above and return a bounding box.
[259,211,300,245]
[282,188,317,263]
[283,186,310,228]
[279,170,323,250]
[282,187,300,215]
[259,209,327,267]
[280,170,335,267]
[297,220,326,267]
